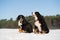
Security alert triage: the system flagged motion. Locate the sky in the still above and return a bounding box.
[0,0,60,20]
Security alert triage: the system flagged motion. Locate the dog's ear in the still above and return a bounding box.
[16,15,21,21]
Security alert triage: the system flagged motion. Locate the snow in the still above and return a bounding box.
[0,29,60,40]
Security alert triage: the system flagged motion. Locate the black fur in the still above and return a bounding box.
[17,15,33,33]
[34,12,49,33]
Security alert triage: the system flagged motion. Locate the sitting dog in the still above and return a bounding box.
[17,15,33,33]
[32,12,49,34]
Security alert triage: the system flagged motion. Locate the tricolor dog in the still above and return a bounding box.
[32,12,49,34]
[17,15,33,33]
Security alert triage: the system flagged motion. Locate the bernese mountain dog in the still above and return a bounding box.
[32,12,49,34]
[17,15,33,33]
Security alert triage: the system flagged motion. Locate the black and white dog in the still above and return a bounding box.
[32,12,49,34]
[17,15,33,33]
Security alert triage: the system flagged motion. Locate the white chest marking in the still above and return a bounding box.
[35,21,41,31]
[35,16,38,20]
[18,20,22,26]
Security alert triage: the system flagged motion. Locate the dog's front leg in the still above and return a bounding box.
[18,26,25,33]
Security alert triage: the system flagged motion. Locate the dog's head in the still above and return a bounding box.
[17,15,26,27]
[32,12,42,21]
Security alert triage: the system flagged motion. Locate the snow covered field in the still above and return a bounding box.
[0,29,60,40]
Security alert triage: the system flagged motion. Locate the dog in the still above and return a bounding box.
[17,15,33,33]
[32,12,49,34]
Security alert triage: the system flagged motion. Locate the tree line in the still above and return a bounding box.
[0,14,60,29]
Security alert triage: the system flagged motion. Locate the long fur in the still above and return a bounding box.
[33,12,49,34]
[17,15,33,33]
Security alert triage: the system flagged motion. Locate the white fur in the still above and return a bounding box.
[33,12,41,31]
[18,20,22,28]
[35,21,41,31]
[32,12,38,20]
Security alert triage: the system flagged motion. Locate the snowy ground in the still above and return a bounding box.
[0,29,60,40]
